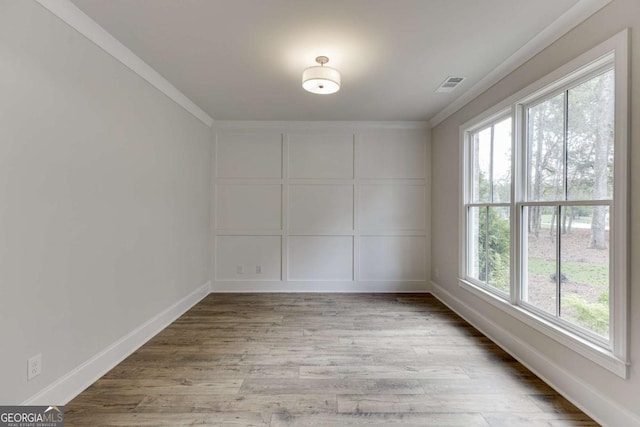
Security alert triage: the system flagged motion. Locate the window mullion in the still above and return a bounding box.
[514,104,525,305]
[556,205,562,318]
[563,90,569,201]
[559,91,568,319]
[489,125,495,203]
[484,206,489,285]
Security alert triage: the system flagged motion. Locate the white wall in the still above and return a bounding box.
[430,0,640,424]
[212,123,430,292]
[0,1,211,404]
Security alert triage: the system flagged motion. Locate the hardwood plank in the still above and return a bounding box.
[134,394,337,414]
[299,365,468,380]
[419,378,556,395]
[134,343,320,355]
[526,393,586,413]
[86,378,243,395]
[302,326,482,338]
[65,412,270,426]
[64,394,146,415]
[149,326,305,340]
[336,393,542,413]
[239,378,425,395]
[118,352,243,367]
[340,335,494,346]
[104,365,299,380]
[228,352,431,366]
[482,412,600,427]
[270,412,491,426]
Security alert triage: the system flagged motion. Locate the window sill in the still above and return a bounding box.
[458,278,629,378]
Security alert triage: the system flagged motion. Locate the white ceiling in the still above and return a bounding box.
[70,0,581,121]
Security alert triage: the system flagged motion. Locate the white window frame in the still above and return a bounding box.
[458,30,629,378]
[463,113,513,299]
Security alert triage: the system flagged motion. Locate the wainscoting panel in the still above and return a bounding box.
[360,184,426,232]
[216,184,282,231]
[289,184,353,232]
[359,129,426,179]
[360,235,426,281]
[288,236,354,281]
[216,132,282,178]
[289,132,354,179]
[215,235,282,281]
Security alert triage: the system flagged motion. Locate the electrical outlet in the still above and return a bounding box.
[237,265,244,274]
[256,265,262,274]
[28,354,42,380]
[435,267,440,278]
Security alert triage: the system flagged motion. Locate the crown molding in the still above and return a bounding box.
[212,120,430,131]
[429,0,613,128]
[35,0,214,127]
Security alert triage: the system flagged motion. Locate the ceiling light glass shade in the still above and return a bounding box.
[302,65,341,94]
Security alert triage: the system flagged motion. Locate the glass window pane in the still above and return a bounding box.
[560,206,610,338]
[492,118,512,203]
[523,206,557,316]
[487,207,510,292]
[468,207,485,282]
[472,129,491,203]
[527,93,565,201]
[567,70,615,201]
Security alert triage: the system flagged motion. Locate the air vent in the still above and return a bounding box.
[435,76,465,93]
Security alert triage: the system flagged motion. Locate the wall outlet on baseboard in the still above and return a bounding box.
[28,353,42,380]
[237,265,244,274]
[435,267,440,278]
[256,265,262,274]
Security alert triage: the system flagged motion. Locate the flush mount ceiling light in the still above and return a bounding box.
[302,56,341,94]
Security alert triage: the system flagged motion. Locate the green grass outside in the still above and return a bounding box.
[527,258,608,287]
[538,214,592,228]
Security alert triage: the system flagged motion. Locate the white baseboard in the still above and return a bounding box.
[21,281,211,405]
[211,280,431,293]
[430,280,640,427]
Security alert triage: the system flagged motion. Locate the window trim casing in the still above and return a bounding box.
[458,29,629,378]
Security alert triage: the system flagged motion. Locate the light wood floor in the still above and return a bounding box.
[66,294,598,426]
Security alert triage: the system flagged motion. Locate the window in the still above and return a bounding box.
[466,117,512,295]
[459,31,628,377]
[520,69,614,342]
